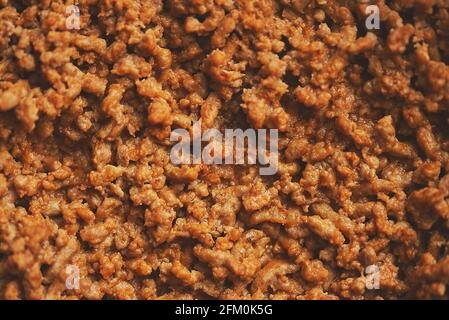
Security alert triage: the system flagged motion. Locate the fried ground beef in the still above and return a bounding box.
[0,0,449,300]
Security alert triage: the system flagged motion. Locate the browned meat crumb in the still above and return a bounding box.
[0,0,448,300]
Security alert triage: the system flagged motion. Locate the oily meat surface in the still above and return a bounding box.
[0,0,449,299]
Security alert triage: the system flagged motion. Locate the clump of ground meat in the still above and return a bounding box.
[0,0,448,300]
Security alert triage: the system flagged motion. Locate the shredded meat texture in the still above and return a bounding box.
[0,0,448,300]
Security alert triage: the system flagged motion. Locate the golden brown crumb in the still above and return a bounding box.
[0,0,448,301]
